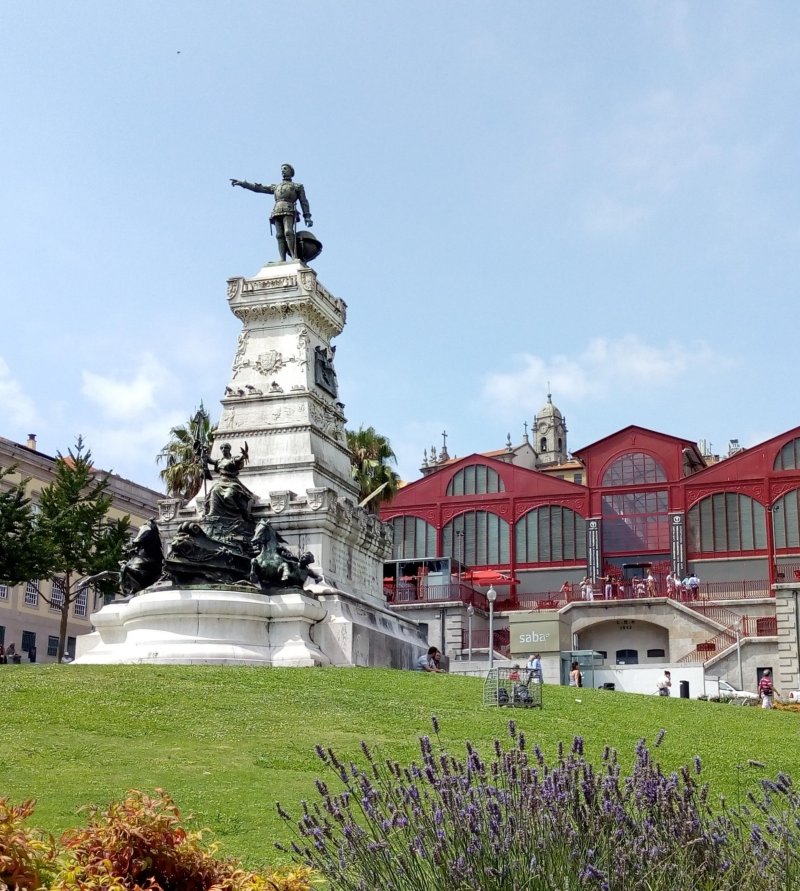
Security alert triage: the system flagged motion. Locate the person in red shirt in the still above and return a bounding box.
[758,669,778,709]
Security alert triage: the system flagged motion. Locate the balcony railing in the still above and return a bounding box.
[385,578,773,613]
[385,583,490,611]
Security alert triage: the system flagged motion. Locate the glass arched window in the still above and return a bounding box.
[389,515,437,560]
[687,493,766,553]
[515,506,586,563]
[774,438,800,470]
[602,452,667,486]
[602,491,670,552]
[773,489,800,549]
[442,511,509,566]
[446,464,505,496]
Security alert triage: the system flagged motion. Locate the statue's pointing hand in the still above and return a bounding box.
[230,179,241,187]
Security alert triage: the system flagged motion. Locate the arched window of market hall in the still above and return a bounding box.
[446,464,505,496]
[774,438,800,470]
[442,511,510,566]
[687,493,767,554]
[515,505,587,563]
[601,452,667,486]
[389,515,437,560]
[771,488,800,549]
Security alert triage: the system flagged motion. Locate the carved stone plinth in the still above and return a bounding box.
[75,587,328,666]
[194,260,393,605]
[219,261,355,499]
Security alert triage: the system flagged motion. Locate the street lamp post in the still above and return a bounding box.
[487,585,497,671]
[467,604,474,661]
[736,621,744,690]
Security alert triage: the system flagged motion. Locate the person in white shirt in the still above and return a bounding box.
[526,653,543,683]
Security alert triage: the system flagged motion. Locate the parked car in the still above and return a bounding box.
[718,680,757,700]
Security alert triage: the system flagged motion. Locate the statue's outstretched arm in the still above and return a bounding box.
[230,179,274,194]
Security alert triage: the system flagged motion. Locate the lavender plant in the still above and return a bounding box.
[277,719,800,891]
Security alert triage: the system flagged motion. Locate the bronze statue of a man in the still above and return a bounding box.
[230,164,312,262]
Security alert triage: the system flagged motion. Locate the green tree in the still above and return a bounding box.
[0,465,50,584]
[36,438,131,661]
[346,426,401,513]
[156,404,216,500]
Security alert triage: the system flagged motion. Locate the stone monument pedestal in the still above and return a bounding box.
[75,257,428,669]
[75,586,328,666]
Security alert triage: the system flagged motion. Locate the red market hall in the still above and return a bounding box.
[380,414,800,697]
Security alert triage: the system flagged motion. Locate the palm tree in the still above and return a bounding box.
[346,426,400,513]
[157,404,216,500]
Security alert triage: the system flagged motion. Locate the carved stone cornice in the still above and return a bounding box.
[227,271,346,340]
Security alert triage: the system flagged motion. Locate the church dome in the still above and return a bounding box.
[536,393,563,422]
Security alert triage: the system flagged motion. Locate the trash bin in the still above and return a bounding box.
[679,680,689,699]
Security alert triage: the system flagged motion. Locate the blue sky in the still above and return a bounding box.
[2,1,799,491]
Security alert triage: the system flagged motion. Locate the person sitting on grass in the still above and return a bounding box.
[416,646,446,673]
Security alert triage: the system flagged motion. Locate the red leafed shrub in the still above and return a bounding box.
[0,796,55,891]
[51,789,264,891]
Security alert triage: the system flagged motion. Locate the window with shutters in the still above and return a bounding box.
[50,579,65,611]
[74,586,89,618]
[515,506,586,563]
[687,492,766,553]
[389,516,437,560]
[446,464,505,496]
[442,511,509,566]
[24,581,39,607]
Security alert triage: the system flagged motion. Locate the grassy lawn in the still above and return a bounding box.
[2,664,799,871]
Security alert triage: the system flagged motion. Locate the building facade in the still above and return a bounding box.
[381,416,800,694]
[0,435,163,662]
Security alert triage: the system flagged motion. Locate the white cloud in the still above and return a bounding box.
[0,356,40,429]
[81,353,179,422]
[81,410,186,489]
[480,334,725,417]
[581,72,749,234]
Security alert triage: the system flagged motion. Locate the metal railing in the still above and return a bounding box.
[461,627,510,658]
[385,583,490,611]
[677,611,778,663]
[385,578,773,613]
[677,627,738,663]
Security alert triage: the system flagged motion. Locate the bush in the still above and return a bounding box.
[0,796,55,890]
[278,718,800,891]
[50,790,289,891]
